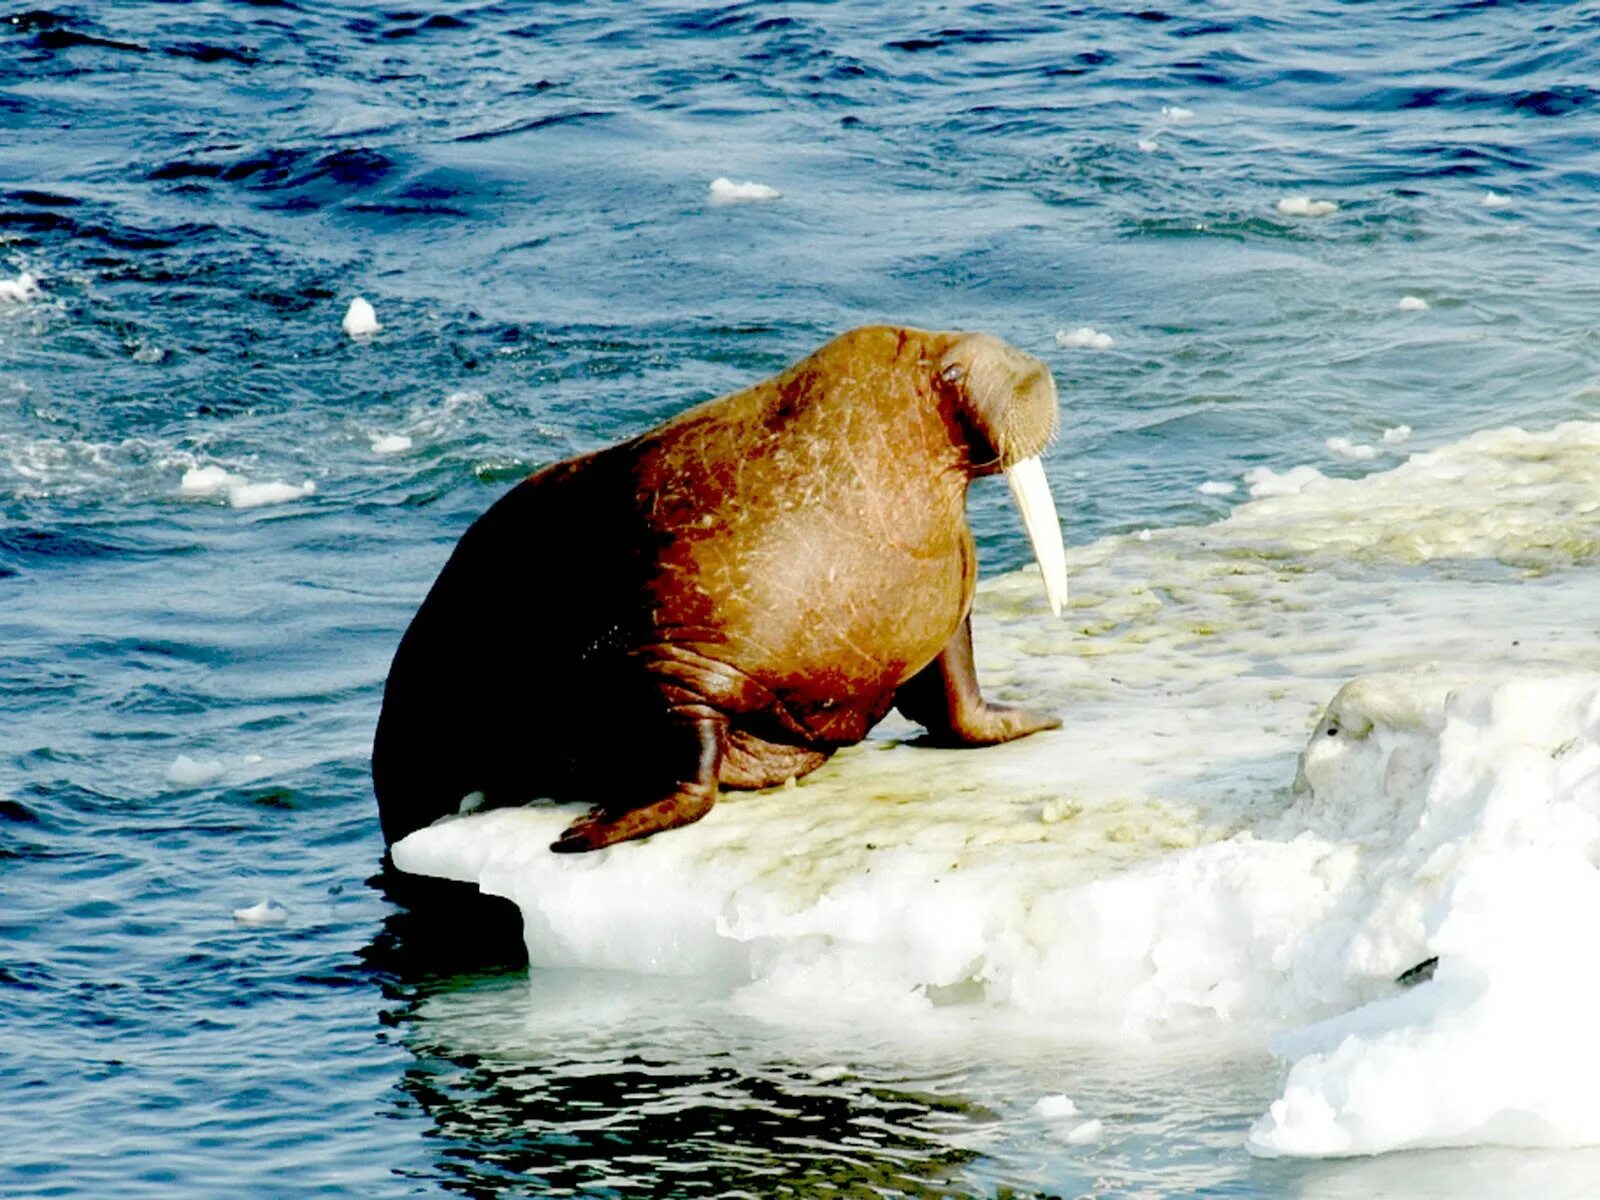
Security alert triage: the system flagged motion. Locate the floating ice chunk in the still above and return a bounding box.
[1326,437,1378,461]
[227,479,316,508]
[1382,424,1412,445]
[180,465,246,497]
[1481,190,1512,209]
[166,754,226,787]
[242,753,264,765]
[180,465,314,508]
[709,177,781,204]
[1277,196,1338,217]
[1064,1119,1104,1144]
[233,899,288,927]
[1249,675,1600,1158]
[1055,326,1114,350]
[1198,480,1237,496]
[1162,105,1194,121]
[1244,464,1326,497]
[0,271,41,302]
[370,433,413,455]
[1033,1094,1078,1119]
[343,296,380,337]
[1396,295,1429,312]
[1136,138,1158,152]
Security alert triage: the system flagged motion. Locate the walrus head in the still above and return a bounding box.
[938,333,1069,616]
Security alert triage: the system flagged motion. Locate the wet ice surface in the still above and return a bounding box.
[400,425,1600,1168]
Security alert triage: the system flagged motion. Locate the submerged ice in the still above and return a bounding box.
[392,418,1600,1159]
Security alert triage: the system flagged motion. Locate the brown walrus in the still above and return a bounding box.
[373,325,1068,853]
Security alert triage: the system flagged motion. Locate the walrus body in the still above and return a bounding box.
[374,326,1066,852]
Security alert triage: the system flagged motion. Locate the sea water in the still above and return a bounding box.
[4,2,1600,1196]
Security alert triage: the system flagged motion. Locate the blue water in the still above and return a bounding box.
[3,2,1598,1195]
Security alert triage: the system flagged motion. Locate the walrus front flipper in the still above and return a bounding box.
[549,713,722,853]
[895,615,1061,747]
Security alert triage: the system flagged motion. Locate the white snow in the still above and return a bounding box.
[1326,436,1379,461]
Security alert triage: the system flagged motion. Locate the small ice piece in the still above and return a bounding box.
[1382,424,1412,445]
[1064,1118,1104,1144]
[1481,190,1512,209]
[709,177,781,204]
[1161,105,1194,121]
[227,480,316,509]
[458,790,488,815]
[1033,1094,1078,1118]
[370,433,413,455]
[180,465,245,497]
[1055,326,1114,350]
[1137,138,1158,152]
[1135,528,1152,541]
[1277,196,1338,217]
[1396,295,1429,312]
[233,899,288,927]
[1326,437,1379,461]
[0,271,42,302]
[343,297,380,338]
[1198,480,1237,496]
[242,753,265,765]
[167,754,227,787]
[1245,464,1326,497]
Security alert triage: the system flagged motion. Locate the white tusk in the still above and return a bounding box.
[1004,456,1068,617]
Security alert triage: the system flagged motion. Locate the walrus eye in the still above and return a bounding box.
[941,363,966,385]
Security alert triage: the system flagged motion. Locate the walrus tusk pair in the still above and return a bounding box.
[1005,454,1069,616]
[373,325,1071,855]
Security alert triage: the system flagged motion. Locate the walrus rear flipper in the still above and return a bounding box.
[549,711,723,853]
[895,615,1062,747]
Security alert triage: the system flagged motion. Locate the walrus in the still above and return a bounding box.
[373,325,1069,853]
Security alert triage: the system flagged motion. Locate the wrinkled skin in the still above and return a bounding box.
[373,326,1062,852]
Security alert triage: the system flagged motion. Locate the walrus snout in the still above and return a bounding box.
[939,333,1068,616]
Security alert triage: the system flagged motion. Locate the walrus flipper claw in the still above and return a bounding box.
[549,714,722,853]
[894,615,1061,747]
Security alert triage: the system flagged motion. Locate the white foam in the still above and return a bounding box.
[1054,326,1114,350]
[1244,463,1326,497]
[370,433,413,455]
[1382,424,1412,445]
[1325,436,1378,461]
[179,465,246,497]
[0,271,41,302]
[709,177,781,204]
[1396,295,1430,311]
[166,754,226,787]
[1137,138,1159,153]
[1277,196,1338,217]
[1198,480,1237,496]
[1482,191,1512,209]
[343,297,380,337]
[233,899,288,927]
[1162,105,1194,121]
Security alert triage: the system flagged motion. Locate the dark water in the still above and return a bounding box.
[4,2,1599,1195]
